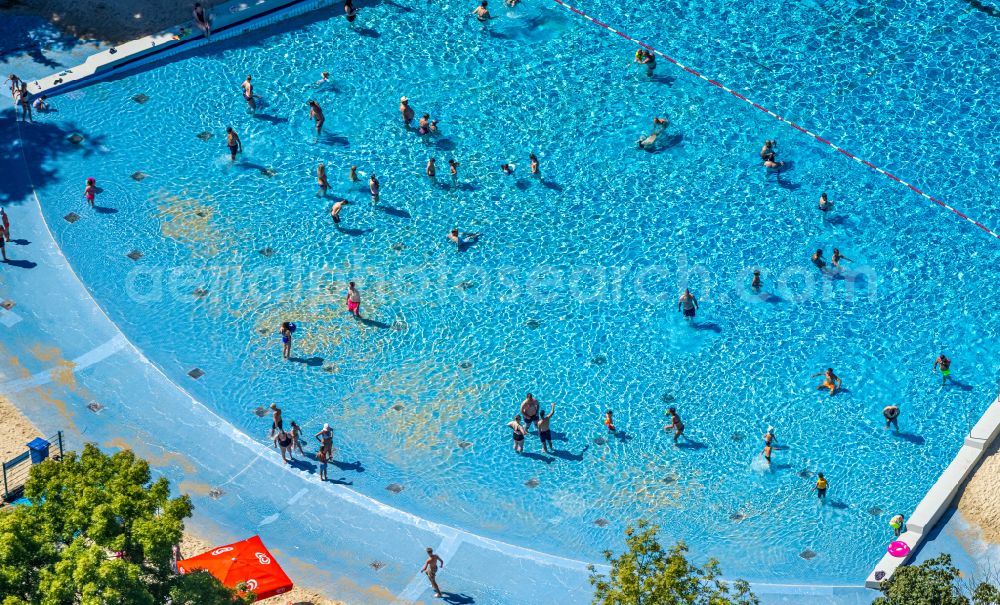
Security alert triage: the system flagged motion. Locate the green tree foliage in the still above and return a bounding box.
[874,554,1000,605]
[0,444,253,605]
[589,520,759,605]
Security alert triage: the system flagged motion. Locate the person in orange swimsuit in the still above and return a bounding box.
[811,368,841,396]
[603,410,616,433]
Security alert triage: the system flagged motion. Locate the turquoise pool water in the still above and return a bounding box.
[18,0,1000,584]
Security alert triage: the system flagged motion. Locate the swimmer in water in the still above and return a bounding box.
[505,0,520,5]
[347,281,361,318]
[831,248,852,269]
[508,415,526,453]
[678,288,697,321]
[429,119,439,134]
[763,443,773,465]
[883,405,900,430]
[399,96,415,127]
[448,228,481,248]
[369,173,380,203]
[811,368,842,396]
[331,199,348,226]
[226,126,242,161]
[537,404,555,453]
[933,354,952,384]
[636,49,656,75]
[449,159,459,178]
[317,163,329,197]
[759,139,776,160]
[83,177,97,207]
[280,321,294,359]
[472,0,492,20]
[501,163,514,175]
[763,152,784,169]
[814,473,828,500]
[637,117,667,148]
[811,249,826,269]
[349,165,359,182]
[241,74,258,113]
[316,71,330,84]
[344,0,358,23]
[763,426,777,447]
[751,269,762,293]
[890,514,904,537]
[426,158,437,179]
[419,114,431,135]
[308,100,325,137]
[665,407,685,444]
[520,393,540,431]
[604,410,616,433]
[818,192,832,212]
[530,153,539,175]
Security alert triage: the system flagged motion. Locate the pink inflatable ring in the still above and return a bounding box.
[888,541,910,557]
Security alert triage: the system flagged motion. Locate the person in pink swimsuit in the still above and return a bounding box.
[347,282,361,317]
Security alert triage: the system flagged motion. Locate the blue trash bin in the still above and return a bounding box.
[27,438,50,464]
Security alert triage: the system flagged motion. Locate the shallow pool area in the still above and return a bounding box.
[14,0,1000,588]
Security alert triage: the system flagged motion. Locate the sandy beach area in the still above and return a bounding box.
[956,436,1000,545]
[5,0,229,44]
[0,395,42,462]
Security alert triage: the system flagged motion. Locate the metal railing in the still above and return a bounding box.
[1,431,64,503]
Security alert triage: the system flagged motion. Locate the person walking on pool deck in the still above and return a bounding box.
[0,233,6,262]
[537,404,555,453]
[934,354,952,384]
[883,405,900,430]
[507,415,527,453]
[812,368,841,396]
[665,407,685,444]
[346,281,362,318]
[226,127,242,161]
[279,321,295,359]
[814,473,828,500]
[421,547,445,598]
[678,288,698,321]
[269,403,283,437]
[193,2,211,37]
[520,393,540,431]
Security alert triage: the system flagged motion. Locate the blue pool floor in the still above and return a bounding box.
[0,98,878,605]
[2,9,997,604]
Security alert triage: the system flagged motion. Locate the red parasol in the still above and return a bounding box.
[177,535,293,601]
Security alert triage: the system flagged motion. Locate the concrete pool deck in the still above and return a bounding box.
[2,5,997,604]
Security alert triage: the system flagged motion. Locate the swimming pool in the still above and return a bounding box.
[20,0,1000,585]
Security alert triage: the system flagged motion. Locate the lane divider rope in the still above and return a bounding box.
[550,0,1000,242]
